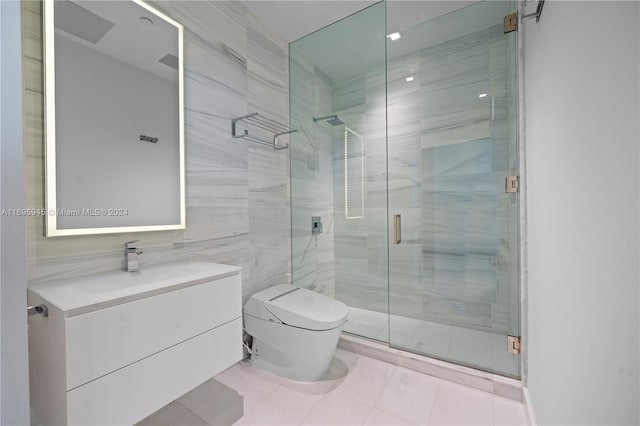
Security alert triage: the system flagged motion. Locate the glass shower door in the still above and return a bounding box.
[289,2,389,342]
[387,1,520,377]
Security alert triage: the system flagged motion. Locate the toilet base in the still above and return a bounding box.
[245,316,344,382]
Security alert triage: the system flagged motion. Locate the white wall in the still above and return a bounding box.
[524,1,639,424]
[0,1,30,424]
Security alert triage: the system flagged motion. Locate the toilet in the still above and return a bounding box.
[243,285,348,381]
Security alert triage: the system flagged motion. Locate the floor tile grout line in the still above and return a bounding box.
[384,358,397,381]
[371,401,421,426]
[296,391,330,426]
[332,387,381,408]
[492,393,497,426]
[220,362,264,389]
[425,380,443,426]
[318,353,400,421]
[367,366,419,425]
[235,372,286,421]
[360,403,377,426]
[300,391,377,426]
[372,362,397,408]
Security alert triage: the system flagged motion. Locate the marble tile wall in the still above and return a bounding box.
[332,25,518,334]
[289,49,335,297]
[332,63,389,315]
[22,1,291,302]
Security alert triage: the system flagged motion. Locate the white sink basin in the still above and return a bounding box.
[29,261,240,316]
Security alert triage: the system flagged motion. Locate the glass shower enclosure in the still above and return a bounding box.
[290,0,520,378]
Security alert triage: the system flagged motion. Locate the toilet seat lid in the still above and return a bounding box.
[263,285,348,331]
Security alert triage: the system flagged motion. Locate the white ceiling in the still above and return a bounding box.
[243,0,511,81]
[56,1,179,82]
[242,1,478,43]
[242,1,378,43]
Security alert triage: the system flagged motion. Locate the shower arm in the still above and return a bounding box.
[313,115,337,122]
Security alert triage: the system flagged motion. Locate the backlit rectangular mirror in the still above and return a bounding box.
[44,0,185,236]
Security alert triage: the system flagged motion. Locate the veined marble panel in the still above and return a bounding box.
[415,21,515,334]
[365,63,387,108]
[329,61,389,318]
[22,2,291,304]
[314,68,333,117]
[246,13,291,295]
[332,74,366,112]
[417,28,490,94]
[290,51,336,297]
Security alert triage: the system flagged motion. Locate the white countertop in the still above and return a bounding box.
[28,261,241,316]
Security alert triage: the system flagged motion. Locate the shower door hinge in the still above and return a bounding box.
[506,175,520,193]
[504,13,518,33]
[507,335,521,354]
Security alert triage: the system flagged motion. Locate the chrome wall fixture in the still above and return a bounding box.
[313,114,345,126]
[521,0,545,23]
[27,304,49,317]
[232,112,297,150]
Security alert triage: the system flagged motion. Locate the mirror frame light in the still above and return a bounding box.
[43,0,186,237]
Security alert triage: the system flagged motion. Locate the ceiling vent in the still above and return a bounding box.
[55,0,115,44]
[158,53,179,70]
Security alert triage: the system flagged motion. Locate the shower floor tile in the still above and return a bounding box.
[137,349,527,426]
[344,306,519,377]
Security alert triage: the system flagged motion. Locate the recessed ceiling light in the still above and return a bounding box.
[478,93,487,98]
[405,76,414,82]
[139,16,154,26]
[386,32,401,41]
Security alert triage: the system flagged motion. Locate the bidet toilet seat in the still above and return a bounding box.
[244,284,348,331]
[243,285,348,381]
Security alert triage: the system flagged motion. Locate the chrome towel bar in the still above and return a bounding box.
[27,304,48,317]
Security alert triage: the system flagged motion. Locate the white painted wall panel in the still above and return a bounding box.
[524,2,640,424]
[1,1,30,424]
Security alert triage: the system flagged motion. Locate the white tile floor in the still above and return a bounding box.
[344,307,519,377]
[147,348,528,426]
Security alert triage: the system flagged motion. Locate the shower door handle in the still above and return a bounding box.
[393,214,401,244]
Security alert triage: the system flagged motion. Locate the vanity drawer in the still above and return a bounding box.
[65,274,241,390]
[67,317,242,426]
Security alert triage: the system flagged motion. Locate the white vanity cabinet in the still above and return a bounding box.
[28,262,243,426]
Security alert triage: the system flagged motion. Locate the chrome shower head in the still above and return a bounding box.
[313,114,345,126]
[326,116,345,126]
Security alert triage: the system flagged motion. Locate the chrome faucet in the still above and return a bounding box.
[124,240,143,272]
